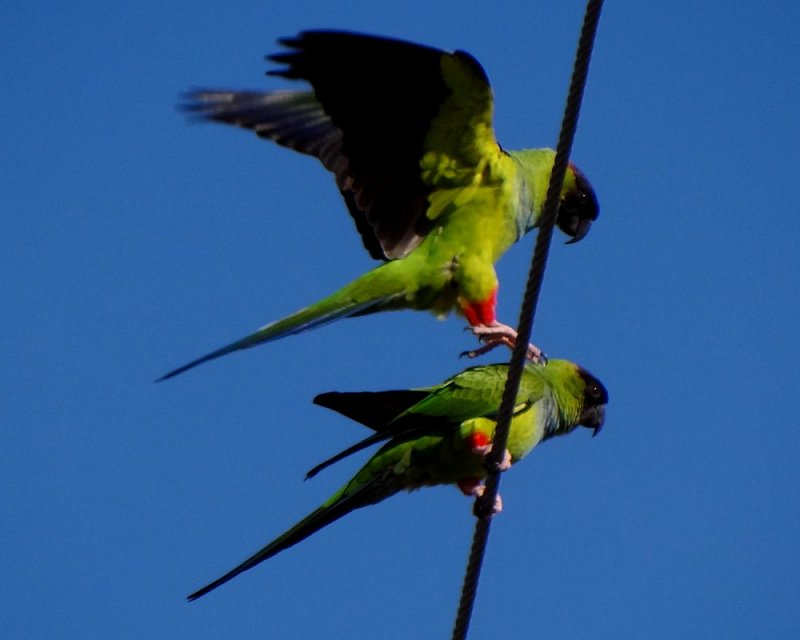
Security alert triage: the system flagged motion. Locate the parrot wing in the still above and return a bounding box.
[306,364,530,479]
[313,389,432,431]
[183,29,505,260]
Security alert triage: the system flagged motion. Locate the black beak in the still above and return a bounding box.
[580,404,606,437]
[564,217,593,244]
[558,164,599,244]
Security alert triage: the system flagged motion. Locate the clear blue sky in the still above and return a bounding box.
[3,2,798,638]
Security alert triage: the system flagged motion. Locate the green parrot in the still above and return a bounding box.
[187,358,607,600]
[160,30,599,381]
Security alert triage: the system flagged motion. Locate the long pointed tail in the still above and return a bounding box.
[187,504,335,601]
[188,480,382,601]
[158,272,406,381]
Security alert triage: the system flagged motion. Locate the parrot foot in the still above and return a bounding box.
[458,477,484,496]
[458,479,503,517]
[462,323,545,363]
[471,444,512,472]
[490,448,513,472]
[466,434,512,471]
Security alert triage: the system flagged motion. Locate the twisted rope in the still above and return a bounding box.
[451,2,604,637]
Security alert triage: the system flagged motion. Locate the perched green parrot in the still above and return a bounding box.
[160,30,599,381]
[187,358,607,600]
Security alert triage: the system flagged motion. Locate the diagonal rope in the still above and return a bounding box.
[451,2,604,638]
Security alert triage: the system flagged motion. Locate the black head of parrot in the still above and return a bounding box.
[577,368,608,436]
[558,163,599,244]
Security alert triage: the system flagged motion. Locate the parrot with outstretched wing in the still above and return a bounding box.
[161,31,599,381]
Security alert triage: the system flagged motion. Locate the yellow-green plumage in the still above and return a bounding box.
[187,358,607,600]
[160,31,599,380]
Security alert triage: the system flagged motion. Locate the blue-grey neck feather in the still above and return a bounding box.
[512,163,537,241]
[539,395,582,444]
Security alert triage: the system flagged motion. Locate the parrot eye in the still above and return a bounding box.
[583,378,608,406]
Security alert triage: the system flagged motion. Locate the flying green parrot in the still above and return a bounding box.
[160,30,599,381]
[187,358,608,600]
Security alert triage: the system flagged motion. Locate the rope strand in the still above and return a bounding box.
[451,2,604,637]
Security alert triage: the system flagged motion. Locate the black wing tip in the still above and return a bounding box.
[177,90,234,121]
[265,29,445,77]
[301,435,385,479]
[274,29,442,53]
[304,437,383,481]
[312,391,340,408]
[178,89,259,114]
[178,90,213,117]
[266,31,317,75]
[275,29,399,47]
[266,51,294,65]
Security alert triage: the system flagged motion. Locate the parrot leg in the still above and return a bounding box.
[463,323,545,362]
[466,434,513,471]
[466,433,512,471]
[457,477,484,496]
[458,478,503,517]
[459,433,509,517]
[494,448,513,472]
[457,478,503,515]
[459,292,544,363]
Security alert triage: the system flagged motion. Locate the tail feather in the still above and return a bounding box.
[158,289,403,381]
[188,504,333,601]
[188,478,384,601]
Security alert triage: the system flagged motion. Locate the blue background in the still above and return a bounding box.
[3,1,798,638]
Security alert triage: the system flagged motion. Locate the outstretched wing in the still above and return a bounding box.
[183,30,503,260]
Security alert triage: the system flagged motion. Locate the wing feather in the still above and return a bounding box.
[183,30,505,260]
